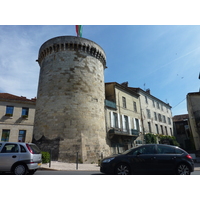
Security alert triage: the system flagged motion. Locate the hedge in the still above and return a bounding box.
[41,151,51,163]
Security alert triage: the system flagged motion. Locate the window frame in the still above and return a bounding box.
[18,130,26,142]
[22,107,29,117]
[122,97,126,108]
[1,129,10,142]
[5,105,14,116]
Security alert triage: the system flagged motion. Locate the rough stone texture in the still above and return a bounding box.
[33,36,110,163]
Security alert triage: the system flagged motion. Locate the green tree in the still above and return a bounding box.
[145,133,157,144]
[158,135,180,146]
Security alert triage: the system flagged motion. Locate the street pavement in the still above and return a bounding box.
[40,160,200,171]
[40,161,100,171]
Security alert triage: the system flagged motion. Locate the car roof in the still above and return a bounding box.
[0,142,33,145]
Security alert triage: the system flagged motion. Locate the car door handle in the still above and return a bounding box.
[172,157,176,160]
[151,157,156,160]
[12,155,17,158]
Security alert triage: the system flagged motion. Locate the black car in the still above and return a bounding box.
[100,144,194,175]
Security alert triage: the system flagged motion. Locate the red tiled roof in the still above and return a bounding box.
[0,93,36,102]
[173,114,189,122]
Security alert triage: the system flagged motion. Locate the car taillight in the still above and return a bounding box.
[186,154,192,159]
[26,144,33,154]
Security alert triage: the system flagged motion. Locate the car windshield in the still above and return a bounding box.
[121,147,138,155]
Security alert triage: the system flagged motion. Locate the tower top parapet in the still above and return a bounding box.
[37,36,106,67]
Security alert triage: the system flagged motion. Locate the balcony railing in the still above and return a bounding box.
[105,100,117,109]
[131,129,140,136]
[109,128,139,137]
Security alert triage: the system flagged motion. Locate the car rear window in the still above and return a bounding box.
[175,148,184,154]
[157,145,175,154]
[29,144,41,154]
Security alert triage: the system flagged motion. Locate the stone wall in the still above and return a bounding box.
[33,36,110,163]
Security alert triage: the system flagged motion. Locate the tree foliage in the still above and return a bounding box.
[144,133,180,146]
[145,133,157,144]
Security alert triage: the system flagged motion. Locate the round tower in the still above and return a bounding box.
[33,36,110,163]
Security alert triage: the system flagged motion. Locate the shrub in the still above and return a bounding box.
[158,135,180,146]
[145,133,157,144]
[42,151,50,163]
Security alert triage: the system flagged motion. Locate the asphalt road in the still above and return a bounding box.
[35,170,103,175]
[34,170,200,175]
[1,170,199,175]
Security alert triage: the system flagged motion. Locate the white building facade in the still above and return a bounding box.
[129,88,173,138]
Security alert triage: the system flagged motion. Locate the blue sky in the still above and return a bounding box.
[0,25,199,116]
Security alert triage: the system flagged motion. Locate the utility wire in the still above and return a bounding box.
[172,98,186,109]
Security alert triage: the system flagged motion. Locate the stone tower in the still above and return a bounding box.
[33,36,110,163]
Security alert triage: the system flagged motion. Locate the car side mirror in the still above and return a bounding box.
[137,152,142,156]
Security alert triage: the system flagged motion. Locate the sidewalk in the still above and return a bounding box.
[40,161,200,171]
[40,161,100,171]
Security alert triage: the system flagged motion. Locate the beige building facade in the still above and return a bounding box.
[129,88,173,138]
[187,92,200,150]
[105,82,142,154]
[0,93,36,143]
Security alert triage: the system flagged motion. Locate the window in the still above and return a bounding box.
[158,114,162,122]
[148,122,152,133]
[160,125,164,135]
[133,101,137,112]
[157,145,175,154]
[135,118,140,131]
[18,130,26,142]
[155,124,159,134]
[163,115,166,123]
[131,145,155,155]
[157,102,160,109]
[168,117,171,125]
[175,148,184,154]
[122,97,126,108]
[165,126,168,135]
[5,106,14,116]
[113,113,118,128]
[170,128,172,135]
[152,100,155,107]
[146,109,151,119]
[154,112,157,121]
[124,115,129,131]
[1,143,19,153]
[145,96,148,104]
[22,107,29,117]
[1,130,10,142]
[20,145,27,152]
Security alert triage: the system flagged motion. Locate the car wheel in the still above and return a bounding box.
[115,163,131,175]
[13,164,27,175]
[176,163,191,175]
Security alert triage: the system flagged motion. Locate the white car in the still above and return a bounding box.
[0,142,42,175]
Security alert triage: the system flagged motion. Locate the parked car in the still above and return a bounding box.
[100,144,194,175]
[0,142,42,175]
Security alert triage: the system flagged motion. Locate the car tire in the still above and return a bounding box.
[115,163,131,175]
[176,163,191,175]
[13,164,27,175]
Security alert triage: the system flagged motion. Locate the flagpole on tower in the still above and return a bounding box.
[75,25,83,37]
